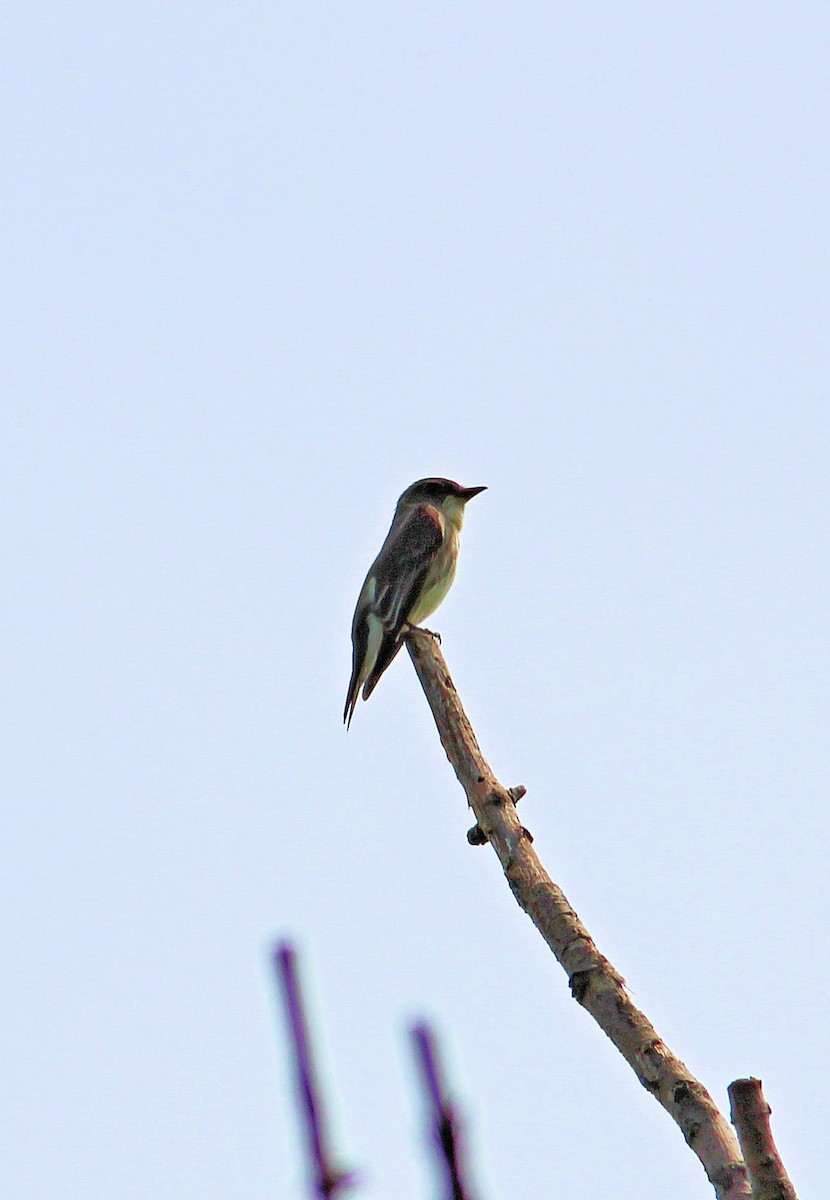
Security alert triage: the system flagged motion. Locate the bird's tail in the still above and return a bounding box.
[343,666,361,729]
[360,636,404,703]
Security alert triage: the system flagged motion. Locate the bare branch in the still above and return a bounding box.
[273,942,357,1199]
[728,1079,798,1200]
[411,1022,476,1200]
[405,629,750,1199]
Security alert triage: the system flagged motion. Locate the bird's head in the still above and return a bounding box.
[397,478,487,525]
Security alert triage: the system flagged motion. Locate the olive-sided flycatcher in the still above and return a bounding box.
[344,477,486,727]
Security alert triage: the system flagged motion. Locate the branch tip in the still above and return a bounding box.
[728,1078,797,1200]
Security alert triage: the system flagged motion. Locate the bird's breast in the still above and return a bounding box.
[407,532,459,625]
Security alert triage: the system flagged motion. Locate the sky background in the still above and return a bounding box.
[3,4,828,1197]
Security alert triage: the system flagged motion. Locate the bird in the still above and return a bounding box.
[344,477,486,727]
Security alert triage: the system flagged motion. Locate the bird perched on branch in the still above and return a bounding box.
[344,477,486,728]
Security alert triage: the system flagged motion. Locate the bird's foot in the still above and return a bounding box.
[416,624,442,644]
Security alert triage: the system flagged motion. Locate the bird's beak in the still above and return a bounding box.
[459,485,487,501]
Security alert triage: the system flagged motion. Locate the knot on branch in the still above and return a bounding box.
[569,968,596,1004]
[467,824,488,846]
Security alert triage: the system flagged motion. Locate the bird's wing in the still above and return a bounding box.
[373,503,444,628]
[361,503,443,700]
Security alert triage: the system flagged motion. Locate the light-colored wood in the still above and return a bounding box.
[729,1079,798,1200]
[405,627,751,1199]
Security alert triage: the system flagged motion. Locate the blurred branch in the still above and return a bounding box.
[405,629,751,1200]
[728,1079,798,1200]
[273,942,356,1199]
[411,1022,476,1200]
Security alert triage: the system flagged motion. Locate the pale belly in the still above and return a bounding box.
[408,540,458,624]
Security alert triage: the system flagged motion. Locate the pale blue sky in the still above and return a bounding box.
[3,4,828,1198]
